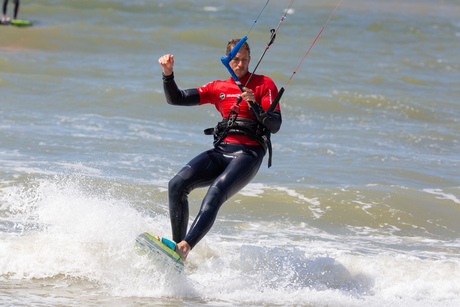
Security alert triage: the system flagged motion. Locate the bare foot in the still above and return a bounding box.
[175,241,191,262]
[155,236,191,261]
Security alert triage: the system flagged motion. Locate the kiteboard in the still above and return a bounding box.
[0,19,33,27]
[135,232,184,272]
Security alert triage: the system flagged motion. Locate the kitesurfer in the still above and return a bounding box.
[158,39,282,261]
[1,0,19,23]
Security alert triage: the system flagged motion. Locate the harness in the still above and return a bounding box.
[204,117,273,168]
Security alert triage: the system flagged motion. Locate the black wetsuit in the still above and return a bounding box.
[163,72,281,249]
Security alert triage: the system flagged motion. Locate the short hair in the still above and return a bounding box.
[226,39,251,56]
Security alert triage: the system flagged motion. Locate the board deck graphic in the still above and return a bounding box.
[135,232,184,272]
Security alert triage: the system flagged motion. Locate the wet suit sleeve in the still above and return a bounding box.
[249,76,282,134]
[162,72,200,106]
[250,105,282,134]
[263,109,282,134]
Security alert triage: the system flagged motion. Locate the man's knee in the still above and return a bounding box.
[169,175,186,200]
[169,174,183,191]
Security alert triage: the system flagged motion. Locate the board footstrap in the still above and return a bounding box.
[161,237,177,251]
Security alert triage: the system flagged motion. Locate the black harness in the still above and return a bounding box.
[204,117,273,168]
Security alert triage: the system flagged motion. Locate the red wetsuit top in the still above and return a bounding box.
[197,73,280,145]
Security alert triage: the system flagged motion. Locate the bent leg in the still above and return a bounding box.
[168,175,189,243]
[168,149,223,243]
[184,145,264,248]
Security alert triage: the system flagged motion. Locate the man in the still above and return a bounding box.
[2,0,19,23]
[158,39,282,261]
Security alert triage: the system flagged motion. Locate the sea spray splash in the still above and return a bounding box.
[0,175,195,297]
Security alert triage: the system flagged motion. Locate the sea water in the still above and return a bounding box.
[1,0,459,306]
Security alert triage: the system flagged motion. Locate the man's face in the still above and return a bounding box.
[229,48,251,79]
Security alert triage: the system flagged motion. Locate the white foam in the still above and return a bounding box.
[239,182,266,197]
[203,6,220,12]
[2,177,460,306]
[1,177,167,278]
[422,188,460,204]
[273,185,323,218]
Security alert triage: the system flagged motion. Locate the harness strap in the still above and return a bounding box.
[204,117,273,168]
